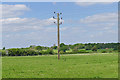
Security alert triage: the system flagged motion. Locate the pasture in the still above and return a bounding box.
[2,53,118,78]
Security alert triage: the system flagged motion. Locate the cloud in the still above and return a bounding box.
[80,13,117,23]
[2,12,116,46]
[61,12,118,43]
[1,17,64,32]
[66,12,117,31]
[1,4,30,18]
[79,12,118,40]
[75,2,113,6]
[1,16,63,48]
[78,12,118,33]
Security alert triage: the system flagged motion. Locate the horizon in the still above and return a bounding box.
[2,42,118,49]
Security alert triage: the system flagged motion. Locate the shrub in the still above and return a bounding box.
[38,51,42,55]
[7,48,39,56]
[98,48,113,53]
[77,49,89,53]
[60,51,65,54]
[65,52,77,54]
[47,49,54,55]
[40,49,54,55]
[101,50,107,53]
[92,46,97,51]
[34,51,39,55]
[1,50,6,56]
[35,46,42,50]
[72,47,78,52]
[60,46,69,52]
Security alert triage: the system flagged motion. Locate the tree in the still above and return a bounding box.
[2,47,5,50]
[92,46,97,51]
[78,44,85,49]
[60,43,65,47]
[35,46,42,50]
[1,50,6,56]
[72,46,78,52]
[85,45,92,50]
[47,48,54,55]
[52,46,57,49]
[43,48,54,55]
[60,46,69,52]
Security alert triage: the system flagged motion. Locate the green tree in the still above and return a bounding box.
[85,45,92,50]
[72,46,78,52]
[35,46,42,50]
[52,46,57,49]
[60,46,69,52]
[60,43,66,47]
[2,47,5,50]
[92,46,97,51]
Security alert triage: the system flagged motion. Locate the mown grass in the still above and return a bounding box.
[2,53,118,78]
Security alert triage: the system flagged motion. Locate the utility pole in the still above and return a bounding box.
[53,12,62,60]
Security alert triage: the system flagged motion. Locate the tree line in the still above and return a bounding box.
[1,43,118,56]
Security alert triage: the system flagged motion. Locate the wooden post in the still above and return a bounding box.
[57,13,60,60]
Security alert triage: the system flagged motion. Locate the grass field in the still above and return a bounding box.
[2,53,118,78]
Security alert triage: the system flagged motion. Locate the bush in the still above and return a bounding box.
[97,48,114,53]
[92,46,97,51]
[40,49,54,55]
[7,48,40,56]
[60,46,69,52]
[47,49,54,55]
[35,46,42,50]
[39,51,45,55]
[101,50,107,53]
[38,51,42,55]
[77,49,89,53]
[1,50,6,56]
[34,51,39,55]
[60,51,65,54]
[72,47,78,52]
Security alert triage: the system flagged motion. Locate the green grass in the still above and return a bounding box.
[2,53,118,78]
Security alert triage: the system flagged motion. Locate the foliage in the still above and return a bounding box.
[40,48,54,55]
[92,46,97,51]
[52,46,57,49]
[72,46,78,52]
[35,46,42,50]
[1,50,6,56]
[60,43,66,47]
[77,49,89,53]
[60,45,69,52]
[59,51,65,54]
[2,47,5,50]
[85,45,92,50]
[7,48,39,56]
[97,48,114,53]
[1,43,118,56]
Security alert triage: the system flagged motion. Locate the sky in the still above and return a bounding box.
[0,2,118,49]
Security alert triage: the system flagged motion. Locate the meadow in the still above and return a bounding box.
[2,53,118,78]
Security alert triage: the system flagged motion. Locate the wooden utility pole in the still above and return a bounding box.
[57,13,60,60]
[53,12,62,60]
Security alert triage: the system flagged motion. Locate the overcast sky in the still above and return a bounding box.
[0,2,118,49]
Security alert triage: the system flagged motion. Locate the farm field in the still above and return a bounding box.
[2,53,118,78]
